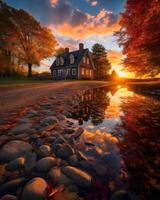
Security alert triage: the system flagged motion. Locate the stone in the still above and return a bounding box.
[77,151,88,161]
[9,123,32,135]
[0,140,32,163]
[38,145,51,157]
[0,135,9,146]
[111,190,131,200]
[22,177,47,200]
[41,116,58,126]
[57,114,66,121]
[0,178,25,195]
[36,157,57,172]
[40,103,52,109]
[18,118,30,124]
[14,134,29,140]
[1,194,17,200]
[64,128,75,134]
[7,157,25,171]
[47,167,73,186]
[62,166,91,188]
[56,144,74,159]
[26,110,38,117]
[73,128,84,139]
[68,155,79,167]
[24,152,37,173]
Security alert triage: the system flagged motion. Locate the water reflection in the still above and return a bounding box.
[70,86,160,200]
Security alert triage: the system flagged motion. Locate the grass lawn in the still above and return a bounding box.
[0,77,55,87]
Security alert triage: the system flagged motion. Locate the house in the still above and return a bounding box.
[50,43,95,80]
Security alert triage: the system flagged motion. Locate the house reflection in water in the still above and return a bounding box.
[70,86,118,126]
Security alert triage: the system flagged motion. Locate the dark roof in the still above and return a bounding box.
[51,48,89,69]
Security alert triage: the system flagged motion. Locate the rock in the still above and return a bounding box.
[7,157,25,171]
[22,177,47,200]
[64,128,75,134]
[38,145,51,157]
[45,136,56,143]
[0,135,9,146]
[41,116,58,126]
[40,103,51,109]
[73,128,84,139]
[26,110,38,117]
[68,155,79,167]
[0,140,32,163]
[1,194,17,200]
[111,190,131,200]
[24,152,37,173]
[18,118,30,124]
[14,133,29,140]
[35,138,44,146]
[56,144,74,159]
[77,151,88,161]
[92,164,107,176]
[36,157,57,172]
[52,144,62,153]
[57,114,66,121]
[62,166,91,188]
[0,178,25,195]
[9,123,32,135]
[47,167,73,186]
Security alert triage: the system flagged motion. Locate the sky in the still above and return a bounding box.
[5,0,134,77]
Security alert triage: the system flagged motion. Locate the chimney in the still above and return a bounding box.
[79,43,84,50]
[65,47,69,54]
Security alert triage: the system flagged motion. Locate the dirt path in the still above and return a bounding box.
[0,81,109,121]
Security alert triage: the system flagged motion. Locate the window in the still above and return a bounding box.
[65,69,70,76]
[70,54,75,64]
[72,68,76,75]
[89,70,92,76]
[81,68,85,75]
[53,70,56,77]
[56,58,59,66]
[60,57,64,65]
[58,69,63,76]
[87,58,89,65]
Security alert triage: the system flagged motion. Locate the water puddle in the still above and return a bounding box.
[69,85,160,199]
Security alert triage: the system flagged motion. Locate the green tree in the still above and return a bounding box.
[0,1,58,77]
[92,43,111,80]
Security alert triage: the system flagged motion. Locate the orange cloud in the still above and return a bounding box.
[108,50,123,66]
[54,10,120,39]
[50,0,58,7]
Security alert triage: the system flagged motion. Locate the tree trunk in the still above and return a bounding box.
[28,63,32,77]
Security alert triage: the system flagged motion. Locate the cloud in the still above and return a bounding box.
[54,9,120,39]
[87,0,98,7]
[108,50,123,66]
[50,0,59,7]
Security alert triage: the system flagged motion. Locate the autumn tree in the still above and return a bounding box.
[116,0,160,77]
[0,1,57,77]
[92,43,111,80]
[55,47,65,56]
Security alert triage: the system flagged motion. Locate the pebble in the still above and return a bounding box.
[0,178,25,195]
[1,194,17,200]
[24,152,37,173]
[36,157,57,172]
[62,166,91,188]
[38,145,51,157]
[56,144,74,159]
[41,116,58,126]
[9,123,32,135]
[22,177,48,200]
[0,140,32,163]
[7,157,25,171]
[47,167,73,186]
